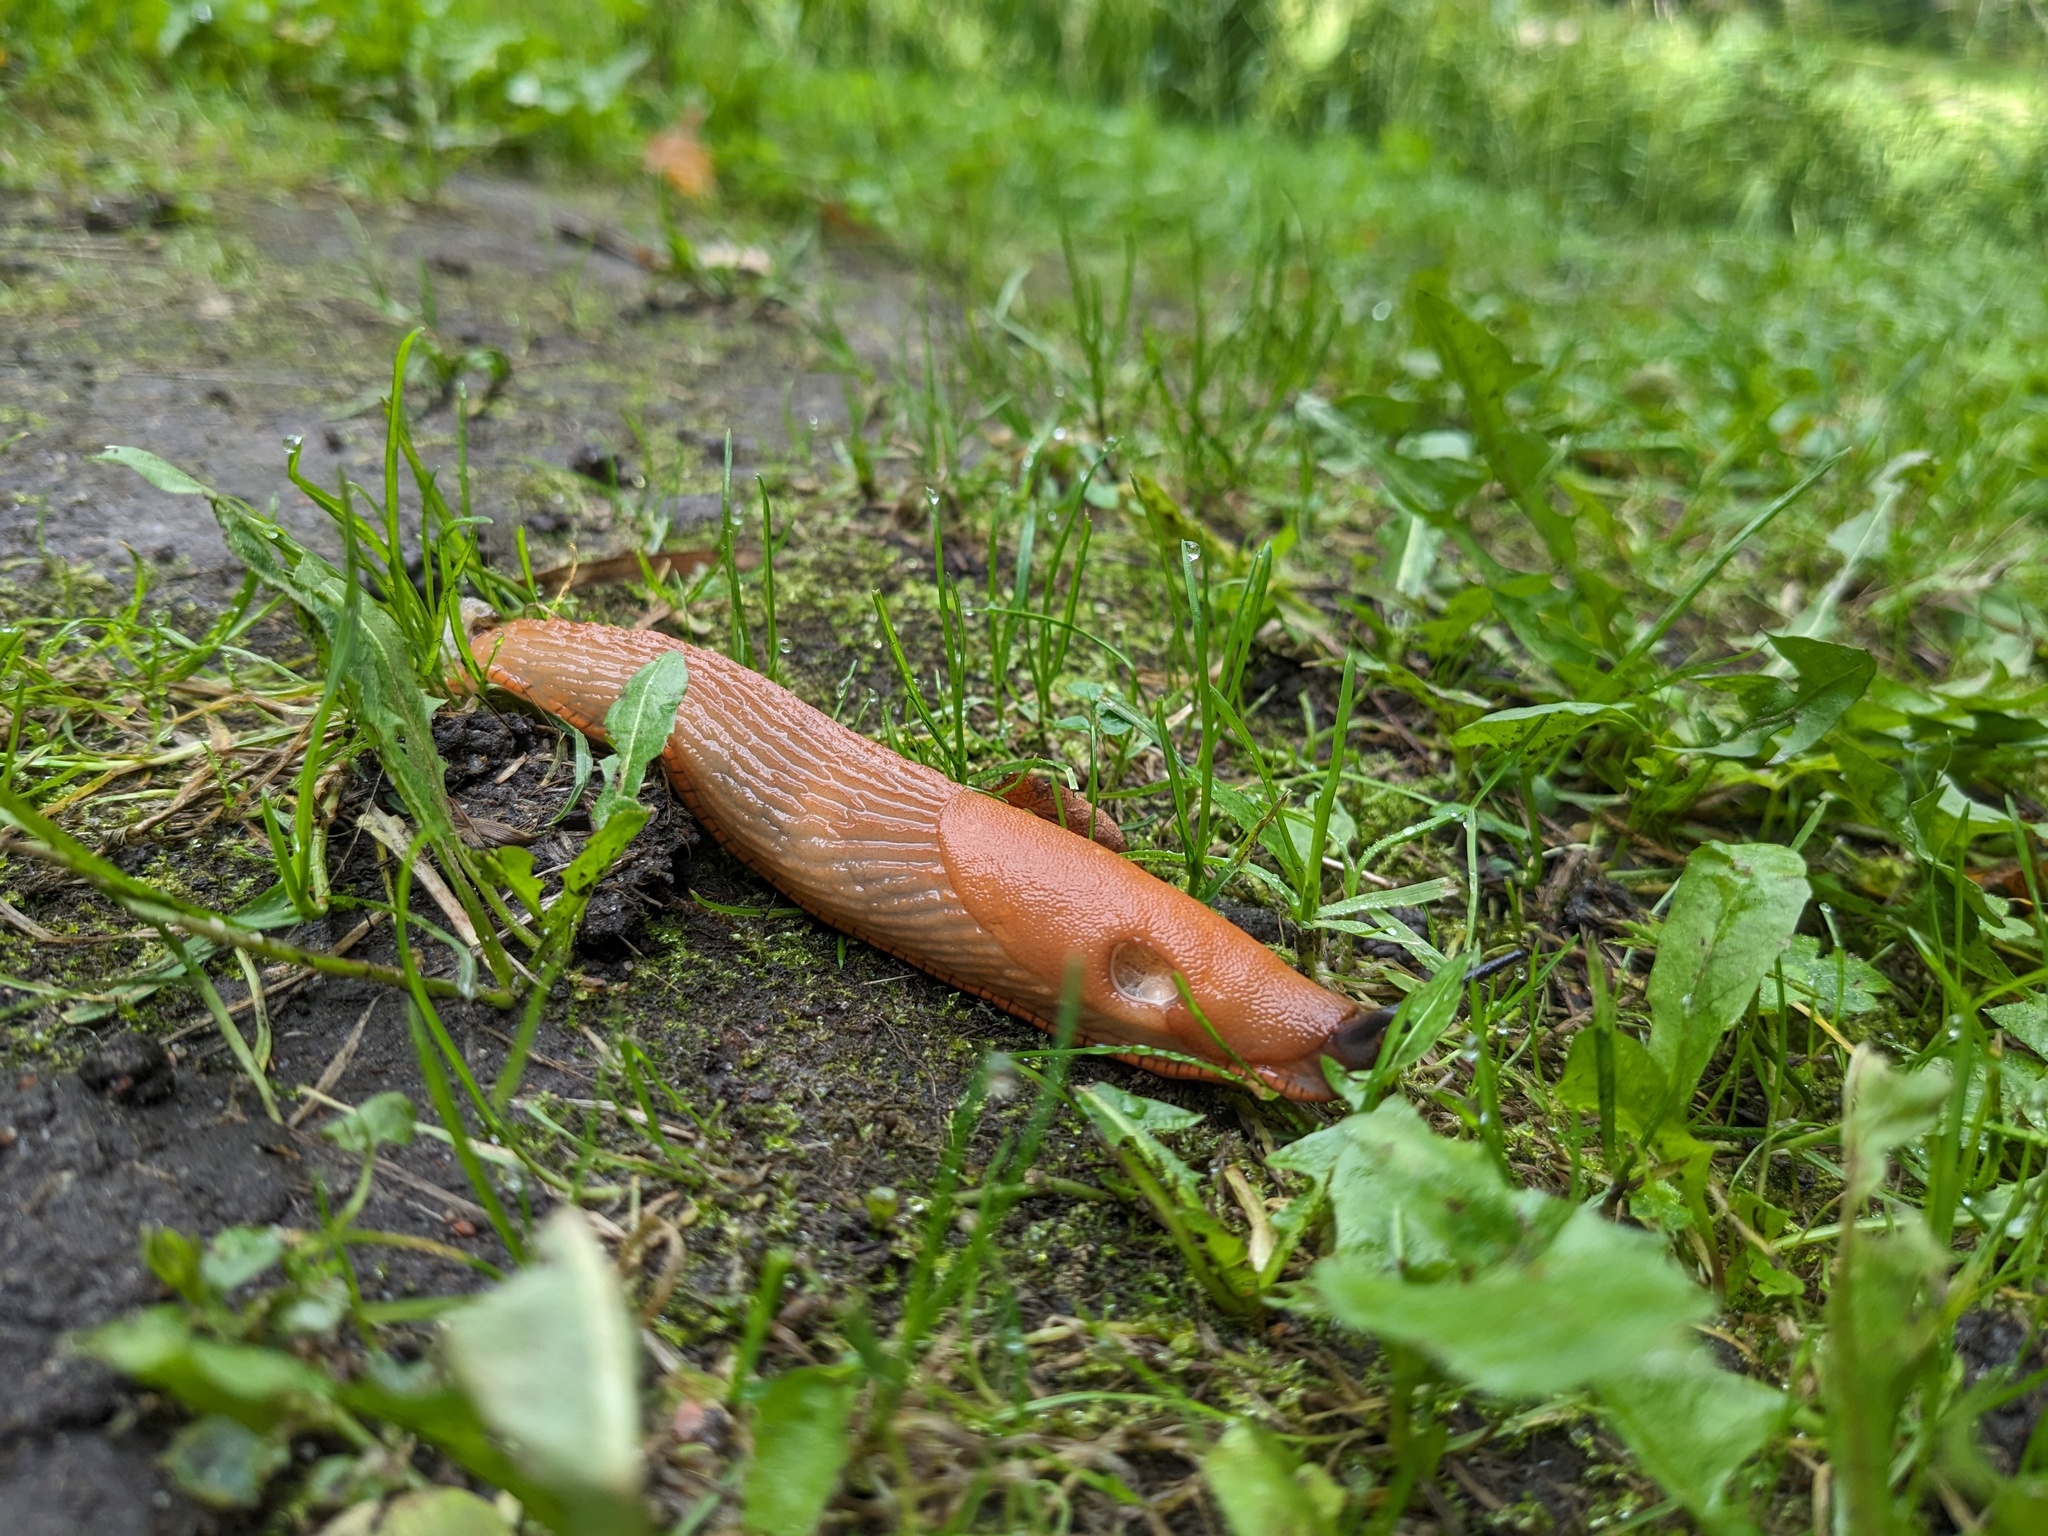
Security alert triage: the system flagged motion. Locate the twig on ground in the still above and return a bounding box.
[287,996,380,1129]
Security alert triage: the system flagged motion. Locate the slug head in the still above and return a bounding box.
[939,790,1379,1100]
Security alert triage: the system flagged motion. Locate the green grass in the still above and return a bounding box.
[6,0,2048,1531]
[8,0,2048,236]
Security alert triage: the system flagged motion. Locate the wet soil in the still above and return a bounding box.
[0,686,1263,1532]
[1,172,906,585]
[0,1007,533,1536]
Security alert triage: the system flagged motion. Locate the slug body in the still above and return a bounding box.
[471,620,1381,1100]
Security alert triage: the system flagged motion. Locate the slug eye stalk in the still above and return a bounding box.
[1323,949,1530,1071]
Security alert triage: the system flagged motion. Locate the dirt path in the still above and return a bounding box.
[1,173,906,584]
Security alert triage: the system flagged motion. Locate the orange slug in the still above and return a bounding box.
[465,618,1388,1100]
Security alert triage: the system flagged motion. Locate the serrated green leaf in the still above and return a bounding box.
[1373,440,1490,524]
[1760,934,1888,1019]
[560,803,651,904]
[1765,635,1876,760]
[1489,572,1607,684]
[1413,289,1574,569]
[589,649,690,832]
[1271,1099,1550,1276]
[1452,700,1628,757]
[1076,1082,1259,1301]
[1076,1082,1206,1206]
[1283,1100,1774,1526]
[1698,635,1874,762]
[1747,1257,1805,1299]
[1076,1081,1205,1137]
[1990,996,2048,1058]
[1311,1206,1710,1397]
[1131,472,1229,567]
[484,846,545,921]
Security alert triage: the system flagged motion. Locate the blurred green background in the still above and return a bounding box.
[6,0,2045,241]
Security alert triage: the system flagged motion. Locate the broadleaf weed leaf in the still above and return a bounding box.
[588,649,690,832]
[1646,842,1810,1112]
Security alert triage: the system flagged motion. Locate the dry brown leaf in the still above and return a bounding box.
[642,113,717,202]
[528,544,745,599]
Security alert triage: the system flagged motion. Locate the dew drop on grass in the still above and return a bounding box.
[777,637,792,654]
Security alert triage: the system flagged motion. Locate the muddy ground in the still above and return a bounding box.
[0,173,904,581]
[0,170,1618,1533]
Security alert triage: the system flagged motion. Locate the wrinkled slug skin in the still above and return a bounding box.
[470,619,1353,1099]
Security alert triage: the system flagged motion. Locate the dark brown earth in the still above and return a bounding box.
[0,682,1275,1532]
